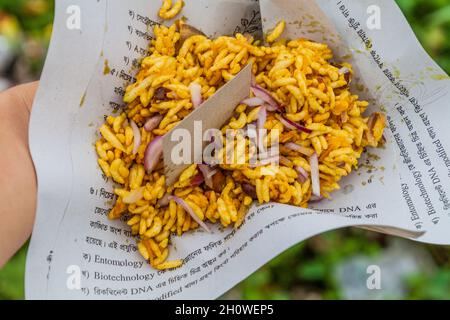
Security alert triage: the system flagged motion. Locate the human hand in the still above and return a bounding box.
[0,82,38,267]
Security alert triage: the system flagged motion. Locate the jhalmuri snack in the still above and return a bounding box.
[95,13,386,270]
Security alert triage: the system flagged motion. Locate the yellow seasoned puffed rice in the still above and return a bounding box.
[95,16,386,270]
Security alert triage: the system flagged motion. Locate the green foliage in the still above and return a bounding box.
[407,269,450,300]
[0,0,54,33]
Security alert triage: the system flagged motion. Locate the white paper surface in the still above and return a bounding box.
[26,0,450,300]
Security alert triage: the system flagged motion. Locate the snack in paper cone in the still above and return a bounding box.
[95,16,386,270]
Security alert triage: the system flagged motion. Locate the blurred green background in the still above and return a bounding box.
[0,0,449,300]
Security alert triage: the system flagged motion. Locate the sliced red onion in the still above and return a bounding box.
[144,136,163,173]
[157,193,171,207]
[241,97,265,107]
[144,114,163,132]
[242,183,257,199]
[249,155,279,168]
[123,187,145,204]
[130,120,141,155]
[198,164,217,179]
[168,196,211,233]
[284,142,314,157]
[278,117,297,131]
[248,162,265,168]
[264,103,280,112]
[295,165,309,183]
[310,153,321,197]
[198,164,217,189]
[251,85,280,111]
[246,123,258,138]
[189,82,203,108]
[262,155,280,165]
[190,173,204,187]
[279,116,312,134]
[257,106,267,130]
